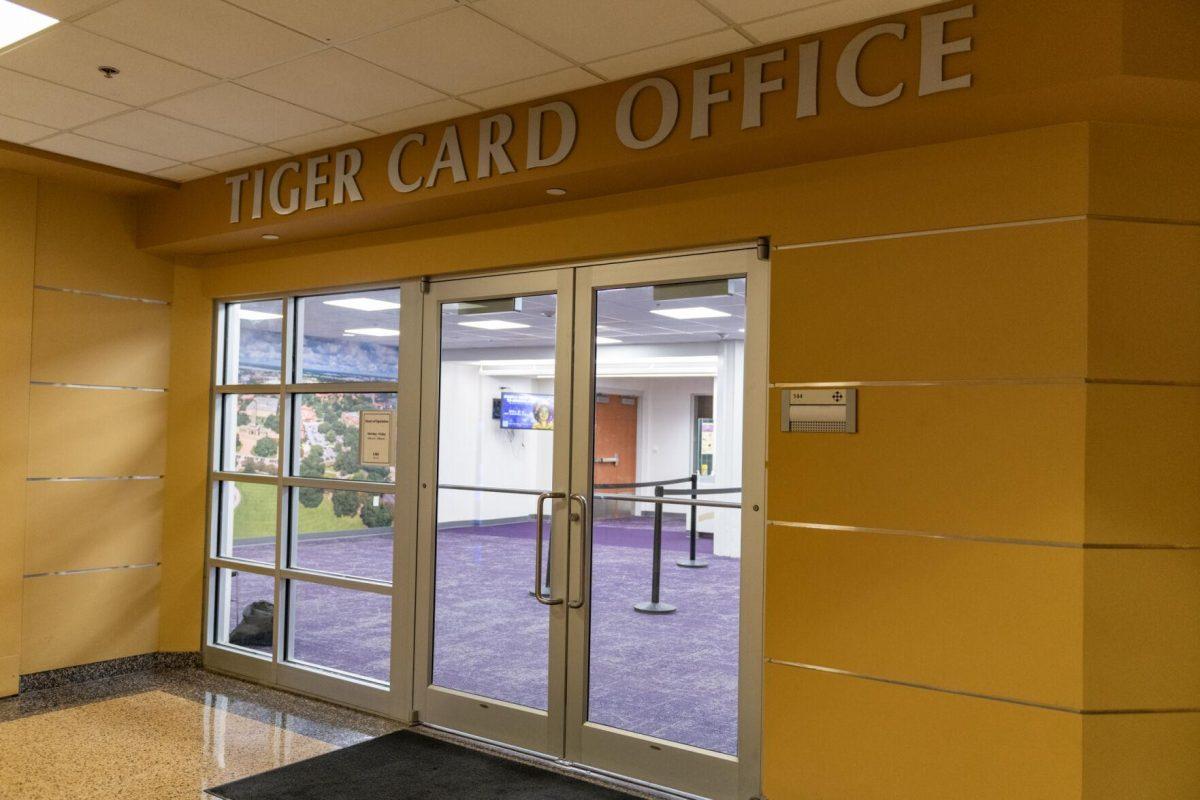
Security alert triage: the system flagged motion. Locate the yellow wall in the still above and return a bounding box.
[159,119,1200,797]
[0,176,173,689]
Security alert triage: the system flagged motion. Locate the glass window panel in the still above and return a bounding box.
[288,580,391,683]
[224,300,283,385]
[215,567,274,657]
[290,488,393,583]
[431,292,557,710]
[296,289,400,383]
[585,280,745,755]
[293,392,397,483]
[216,481,276,565]
[221,394,280,475]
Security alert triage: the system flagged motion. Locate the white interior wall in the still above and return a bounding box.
[436,362,554,525]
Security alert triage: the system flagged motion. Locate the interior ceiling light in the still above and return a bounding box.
[595,336,623,345]
[324,297,400,311]
[546,187,567,196]
[0,1,57,48]
[261,233,280,240]
[237,309,282,320]
[458,319,530,330]
[649,306,731,320]
[344,327,400,337]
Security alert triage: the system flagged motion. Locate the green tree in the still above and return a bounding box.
[262,414,279,432]
[361,500,393,528]
[331,490,360,518]
[252,437,278,457]
[237,411,251,426]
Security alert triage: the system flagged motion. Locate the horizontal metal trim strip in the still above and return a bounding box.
[774,216,1086,251]
[34,285,170,305]
[1088,214,1200,228]
[209,557,275,576]
[767,521,1200,551]
[214,383,400,394]
[30,381,167,393]
[214,384,283,394]
[283,476,395,493]
[766,661,1200,715]
[771,378,1083,388]
[772,378,1200,389]
[279,567,392,594]
[594,492,742,509]
[27,475,163,482]
[24,562,159,579]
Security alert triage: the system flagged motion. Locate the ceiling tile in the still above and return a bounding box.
[357,98,479,134]
[75,109,254,161]
[148,82,340,144]
[344,6,569,95]
[0,67,127,128]
[473,0,726,62]
[76,0,322,79]
[239,49,445,122]
[13,1,108,21]
[225,0,457,44]
[150,163,216,182]
[742,0,928,41]
[703,0,827,24]
[34,132,177,173]
[194,145,290,173]
[271,124,374,155]
[0,25,217,106]
[588,29,753,80]
[461,67,601,109]
[0,113,56,144]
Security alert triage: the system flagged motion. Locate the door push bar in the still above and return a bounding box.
[533,492,565,605]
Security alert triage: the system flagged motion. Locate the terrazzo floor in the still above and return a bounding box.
[226,515,740,754]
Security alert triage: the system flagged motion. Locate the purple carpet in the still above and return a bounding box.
[226,514,738,755]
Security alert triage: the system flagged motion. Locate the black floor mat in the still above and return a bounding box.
[206,729,640,799]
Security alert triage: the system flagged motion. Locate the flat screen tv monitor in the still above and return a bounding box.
[500,391,554,431]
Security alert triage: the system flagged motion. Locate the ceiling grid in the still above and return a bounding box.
[0,0,929,183]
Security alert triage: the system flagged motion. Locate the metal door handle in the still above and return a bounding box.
[534,492,565,605]
[568,493,589,609]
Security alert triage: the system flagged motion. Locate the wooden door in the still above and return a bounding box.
[592,394,637,489]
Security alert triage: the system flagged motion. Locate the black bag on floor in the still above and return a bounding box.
[228,600,274,647]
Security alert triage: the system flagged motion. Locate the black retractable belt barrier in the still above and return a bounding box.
[634,484,676,614]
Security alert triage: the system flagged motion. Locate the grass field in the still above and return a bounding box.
[232,481,366,539]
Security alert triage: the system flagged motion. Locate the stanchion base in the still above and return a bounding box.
[634,601,677,614]
[675,558,708,568]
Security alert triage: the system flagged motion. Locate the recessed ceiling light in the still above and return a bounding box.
[0,1,56,48]
[458,319,531,330]
[261,233,280,240]
[650,306,731,320]
[546,188,567,196]
[97,65,120,79]
[595,336,622,345]
[237,309,283,321]
[344,327,400,337]
[324,297,401,312]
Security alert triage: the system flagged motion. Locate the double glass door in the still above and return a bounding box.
[414,249,765,799]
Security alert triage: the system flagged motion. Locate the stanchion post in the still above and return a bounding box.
[634,484,676,614]
[677,473,708,568]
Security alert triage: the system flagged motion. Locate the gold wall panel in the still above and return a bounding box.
[26,385,167,478]
[1089,123,1200,223]
[33,182,172,301]
[25,479,163,575]
[762,663,1082,800]
[770,221,1088,382]
[767,384,1087,542]
[1084,548,1200,710]
[1084,385,1200,547]
[19,567,159,675]
[31,289,171,389]
[766,525,1085,708]
[1083,712,1200,800]
[1087,221,1200,384]
[0,171,36,695]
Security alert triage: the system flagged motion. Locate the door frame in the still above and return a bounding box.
[412,267,577,755]
[564,248,767,800]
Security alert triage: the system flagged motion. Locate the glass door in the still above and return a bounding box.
[565,250,766,799]
[413,269,575,755]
